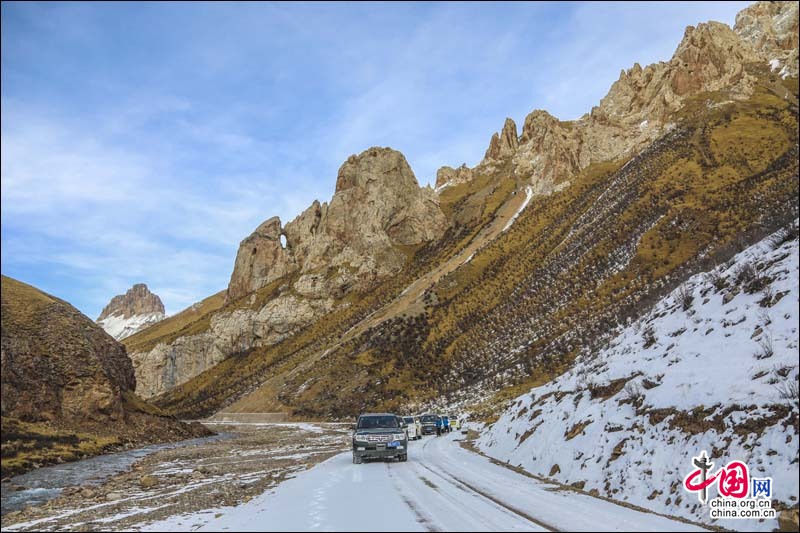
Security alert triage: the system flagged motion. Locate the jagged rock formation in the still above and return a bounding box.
[226,217,295,303]
[97,284,166,340]
[227,147,447,303]
[735,0,799,78]
[1,276,208,476]
[484,118,519,162]
[131,293,335,398]
[128,147,447,399]
[437,1,797,196]
[435,164,474,190]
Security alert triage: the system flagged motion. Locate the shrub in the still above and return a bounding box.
[754,335,774,360]
[622,380,645,405]
[675,284,694,311]
[642,324,657,348]
[705,270,727,292]
[774,375,799,405]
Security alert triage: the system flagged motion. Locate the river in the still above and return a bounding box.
[1,433,232,516]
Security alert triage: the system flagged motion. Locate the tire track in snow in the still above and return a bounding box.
[386,465,441,532]
[413,454,558,532]
[390,441,548,532]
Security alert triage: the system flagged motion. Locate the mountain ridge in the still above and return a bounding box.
[124,2,797,421]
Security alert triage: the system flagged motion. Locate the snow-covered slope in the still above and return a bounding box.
[476,225,799,531]
[97,311,165,341]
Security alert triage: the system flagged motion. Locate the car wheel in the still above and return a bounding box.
[353,454,362,464]
[399,454,408,462]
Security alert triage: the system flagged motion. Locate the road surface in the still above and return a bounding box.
[144,432,706,532]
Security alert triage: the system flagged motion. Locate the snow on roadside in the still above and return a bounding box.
[477,225,800,532]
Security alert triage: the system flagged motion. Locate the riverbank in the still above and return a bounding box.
[1,422,350,531]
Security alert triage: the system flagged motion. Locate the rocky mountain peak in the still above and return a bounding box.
[484,118,519,161]
[226,146,447,302]
[335,147,412,192]
[98,284,165,321]
[97,284,166,340]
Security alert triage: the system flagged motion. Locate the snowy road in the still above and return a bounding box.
[144,432,706,532]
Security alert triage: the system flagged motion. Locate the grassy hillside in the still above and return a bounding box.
[154,71,799,420]
[0,276,211,477]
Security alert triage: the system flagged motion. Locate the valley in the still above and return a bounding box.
[1,1,798,531]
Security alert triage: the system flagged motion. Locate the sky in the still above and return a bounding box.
[1,1,752,318]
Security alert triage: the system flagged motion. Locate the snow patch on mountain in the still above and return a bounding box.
[98,312,165,340]
[476,224,799,532]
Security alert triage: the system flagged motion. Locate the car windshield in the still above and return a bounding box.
[403,417,414,423]
[421,415,437,423]
[357,415,399,429]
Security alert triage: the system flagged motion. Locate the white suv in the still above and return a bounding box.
[403,416,421,440]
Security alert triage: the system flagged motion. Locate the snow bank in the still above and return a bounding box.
[477,226,799,531]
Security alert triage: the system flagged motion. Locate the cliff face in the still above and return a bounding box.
[97,284,166,340]
[734,0,799,78]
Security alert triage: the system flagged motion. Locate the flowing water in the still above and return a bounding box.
[1,433,232,516]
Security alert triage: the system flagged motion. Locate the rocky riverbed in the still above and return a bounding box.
[1,422,350,532]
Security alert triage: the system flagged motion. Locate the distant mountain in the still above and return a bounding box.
[97,283,166,340]
[0,276,208,477]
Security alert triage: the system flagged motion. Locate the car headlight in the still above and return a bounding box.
[393,433,406,441]
[354,433,368,442]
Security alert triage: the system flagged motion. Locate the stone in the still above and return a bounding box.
[136,148,448,398]
[227,147,447,303]
[98,284,165,321]
[105,492,124,501]
[139,475,158,489]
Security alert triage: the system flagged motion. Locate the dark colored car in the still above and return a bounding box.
[420,414,439,435]
[352,413,408,464]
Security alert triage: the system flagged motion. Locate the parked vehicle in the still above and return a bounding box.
[352,413,408,464]
[449,415,460,430]
[420,414,438,435]
[403,416,421,440]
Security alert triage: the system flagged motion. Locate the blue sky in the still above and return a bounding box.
[1,1,751,318]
